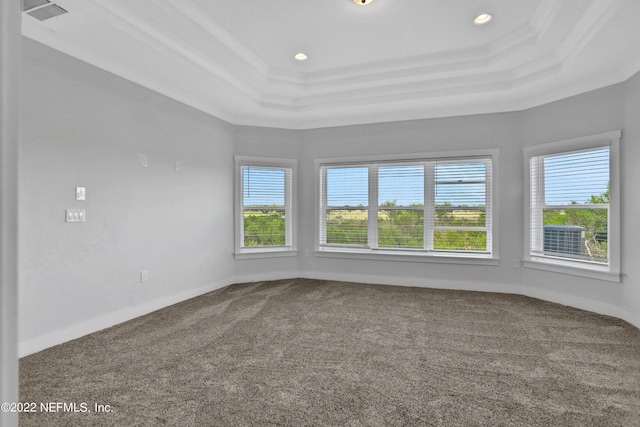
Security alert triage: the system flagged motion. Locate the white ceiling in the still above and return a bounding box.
[22,0,640,129]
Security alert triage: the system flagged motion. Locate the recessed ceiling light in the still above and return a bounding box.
[474,13,493,25]
[353,0,375,5]
[294,53,308,61]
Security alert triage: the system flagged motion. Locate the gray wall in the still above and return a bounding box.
[20,39,640,356]
[622,71,640,322]
[19,39,236,354]
[1,1,21,425]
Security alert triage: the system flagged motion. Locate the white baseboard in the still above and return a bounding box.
[19,278,234,357]
[299,270,520,295]
[232,271,301,285]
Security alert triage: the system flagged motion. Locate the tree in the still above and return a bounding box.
[378,201,424,248]
[244,210,286,246]
[589,183,610,204]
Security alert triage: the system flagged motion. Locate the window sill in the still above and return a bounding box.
[234,249,298,260]
[315,248,499,266]
[523,259,620,282]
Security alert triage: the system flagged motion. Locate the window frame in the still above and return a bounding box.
[523,130,621,282]
[234,156,298,259]
[315,149,499,265]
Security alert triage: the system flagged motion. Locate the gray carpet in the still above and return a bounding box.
[19,278,640,426]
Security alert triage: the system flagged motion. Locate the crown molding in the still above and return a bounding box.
[23,0,640,129]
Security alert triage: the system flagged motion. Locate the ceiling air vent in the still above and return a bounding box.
[22,0,50,12]
[26,3,68,21]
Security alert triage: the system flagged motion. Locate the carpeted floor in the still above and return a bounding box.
[19,278,640,426]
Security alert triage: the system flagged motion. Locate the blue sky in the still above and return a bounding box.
[243,167,285,207]
[544,148,609,205]
[244,151,610,208]
[326,163,487,207]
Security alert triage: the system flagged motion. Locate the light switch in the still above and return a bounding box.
[66,209,86,223]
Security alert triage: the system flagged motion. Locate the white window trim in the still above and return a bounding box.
[234,155,298,260]
[314,149,500,264]
[523,130,621,282]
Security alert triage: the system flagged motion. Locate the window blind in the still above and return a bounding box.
[530,147,610,264]
[242,166,292,248]
[378,164,424,249]
[321,166,369,246]
[433,160,490,252]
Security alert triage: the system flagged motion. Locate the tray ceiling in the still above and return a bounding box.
[22,0,640,129]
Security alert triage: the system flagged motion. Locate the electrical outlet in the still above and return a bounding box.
[140,270,148,282]
[514,259,521,269]
[175,161,181,171]
[139,153,148,168]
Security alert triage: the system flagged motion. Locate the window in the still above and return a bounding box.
[433,160,491,252]
[317,151,496,262]
[235,156,297,259]
[524,131,620,281]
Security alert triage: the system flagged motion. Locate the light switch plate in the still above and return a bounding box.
[66,209,86,223]
[76,187,86,201]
